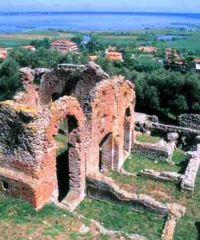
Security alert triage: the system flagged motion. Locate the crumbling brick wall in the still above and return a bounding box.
[0,62,135,210]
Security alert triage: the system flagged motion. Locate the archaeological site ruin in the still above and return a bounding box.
[1,62,200,239]
[0,62,135,209]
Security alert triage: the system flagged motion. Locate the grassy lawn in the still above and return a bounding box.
[107,150,188,204]
[136,133,161,144]
[0,194,93,240]
[124,149,187,173]
[106,150,187,204]
[78,198,164,240]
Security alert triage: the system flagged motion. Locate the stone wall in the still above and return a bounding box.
[87,174,168,216]
[178,114,200,130]
[87,174,185,240]
[181,145,200,192]
[132,140,175,163]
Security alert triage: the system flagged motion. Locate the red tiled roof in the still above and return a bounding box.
[106,52,123,61]
[138,46,157,53]
[51,40,77,47]
[194,59,200,63]
[0,48,7,59]
[23,45,35,49]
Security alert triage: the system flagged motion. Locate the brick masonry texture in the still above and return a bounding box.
[0,62,135,210]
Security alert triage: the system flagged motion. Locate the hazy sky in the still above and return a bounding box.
[0,0,200,13]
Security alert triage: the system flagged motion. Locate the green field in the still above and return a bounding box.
[0,31,75,48]
[1,27,200,51]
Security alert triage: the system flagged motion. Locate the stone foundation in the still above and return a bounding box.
[181,145,200,192]
[132,141,175,163]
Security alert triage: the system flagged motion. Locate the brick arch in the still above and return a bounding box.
[41,96,86,205]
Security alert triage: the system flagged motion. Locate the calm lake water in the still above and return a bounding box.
[0,12,200,32]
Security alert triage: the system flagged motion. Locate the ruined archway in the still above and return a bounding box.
[55,115,79,202]
[123,107,132,153]
[48,96,85,206]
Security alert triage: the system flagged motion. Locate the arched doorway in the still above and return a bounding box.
[55,115,80,202]
[123,107,132,153]
[99,133,113,172]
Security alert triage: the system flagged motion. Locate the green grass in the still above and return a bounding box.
[106,150,199,239]
[124,149,187,173]
[136,133,161,144]
[173,170,200,240]
[106,150,188,204]
[108,169,200,240]
[78,199,165,240]
[0,39,30,47]
[97,35,138,46]
[0,194,82,239]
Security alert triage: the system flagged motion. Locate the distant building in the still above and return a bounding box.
[193,59,200,70]
[50,40,78,54]
[107,46,117,52]
[165,48,183,65]
[89,55,98,61]
[23,45,36,51]
[106,51,123,61]
[138,46,157,53]
[0,48,8,59]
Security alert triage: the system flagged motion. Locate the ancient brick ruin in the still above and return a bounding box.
[0,62,135,210]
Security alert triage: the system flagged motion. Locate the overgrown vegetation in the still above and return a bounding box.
[78,199,164,240]
[136,133,161,144]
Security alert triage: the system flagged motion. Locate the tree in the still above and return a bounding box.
[0,58,21,101]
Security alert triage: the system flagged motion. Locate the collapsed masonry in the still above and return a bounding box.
[0,62,135,210]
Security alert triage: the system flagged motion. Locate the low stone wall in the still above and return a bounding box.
[87,174,185,240]
[87,174,168,216]
[132,141,175,163]
[139,169,182,184]
[135,112,200,144]
[181,146,200,192]
[178,114,200,130]
[162,203,185,240]
[150,122,200,137]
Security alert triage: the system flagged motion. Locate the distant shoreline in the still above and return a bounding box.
[0,12,199,16]
[0,12,199,33]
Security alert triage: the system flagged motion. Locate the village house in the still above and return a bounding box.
[165,48,185,65]
[193,59,200,70]
[138,46,157,53]
[50,40,78,54]
[23,45,36,51]
[106,51,123,61]
[0,48,8,59]
[89,55,98,61]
